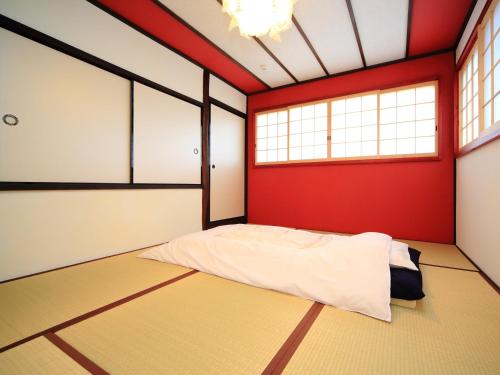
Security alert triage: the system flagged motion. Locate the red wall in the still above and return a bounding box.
[247,52,455,244]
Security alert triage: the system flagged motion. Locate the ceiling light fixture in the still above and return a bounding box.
[222,0,296,41]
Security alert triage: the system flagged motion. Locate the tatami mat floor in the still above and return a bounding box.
[0,237,498,374]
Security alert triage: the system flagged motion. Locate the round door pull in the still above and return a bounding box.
[212,164,216,169]
[2,114,19,126]
[193,148,199,155]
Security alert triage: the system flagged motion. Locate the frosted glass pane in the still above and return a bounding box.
[473,95,479,117]
[346,97,362,112]
[345,112,361,127]
[332,129,346,143]
[332,114,345,129]
[267,149,277,162]
[257,138,267,150]
[362,110,377,126]
[362,125,377,141]
[485,74,492,103]
[467,82,472,103]
[397,89,415,106]
[495,34,500,65]
[278,111,288,123]
[397,122,415,138]
[416,102,435,120]
[267,137,277,150]
[380,139,396,155]
[290,134,301,147]
[380,108,396,124]
[278,149,287,161]
[302,105,315,119]
[268,112,277,125]
[256,150,267,162]
[302,118,314,132]
[268,125,277,137]
[380,92,396,108]
[461,129,466,146]
[461,109,466,128]
[302,146,315,159]
[380,124,396,139]
[361,141,377,156]
[416,86,435,103]
[290,107,301,121]
[332,145,345,158]
[302,132,314,146]
[278,123,288,136]
[461,89,467,110]
[289,147,301,160]
[473,49,478,72]
[473,72,478,94]
[314,145,327,159]
[495,95,500,124]
[485,20,491,46]
[362,94,377,110]
[397,138,415,154]
[467,101,472,123]
[495,4,500,33]
[315,117,327,131]
[467,125,472,142]
[397,105,415,122]
[257,126,267,138]
[257,114,267,127]
[278,136,287,148]
[314,131,327,145]
[462,70,467,89]
[415,136,435,153]
[484,47,491,75]
[485,102,492,129]
[467,60,472,78]
[331,100,345,114]
[346,142,361,156]
[315,103,327,117]
[416,120,435,137]
[290,121,301,134]
[346,127,362,142]
[495,63,500,95]
[473,117,479,139]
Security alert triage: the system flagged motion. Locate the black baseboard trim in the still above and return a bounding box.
[455,244,500,294]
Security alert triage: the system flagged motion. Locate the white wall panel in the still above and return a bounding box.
[457,139,500,285]
[210,105,245,221]
[0,0,203,101]
[209,75,247,113]
[351,0,408,66]
[0,29,130,183]
[0,189,202,281]
[133,83,201,184]
[456,0,488,62]
[160,0,293,87]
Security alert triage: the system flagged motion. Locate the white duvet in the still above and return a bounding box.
[140,224,392,322]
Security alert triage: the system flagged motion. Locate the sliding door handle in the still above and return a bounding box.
[211,164,215,169]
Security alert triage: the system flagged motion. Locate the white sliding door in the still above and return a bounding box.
[209,105,245,221]
[133,83,201,184]
[0,29,130,183]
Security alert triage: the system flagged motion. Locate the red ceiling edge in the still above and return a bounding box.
[95,0,267,94]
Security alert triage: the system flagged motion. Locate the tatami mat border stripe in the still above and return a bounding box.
[419,262,480,272]
[262,302,324,375]
[0,270,198,353]
[45,332,109,375]
[455,245,500,294]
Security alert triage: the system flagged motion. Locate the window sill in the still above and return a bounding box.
[457,123,500,157]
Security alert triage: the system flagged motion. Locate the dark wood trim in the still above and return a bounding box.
[206,216,247,229]
[453,158,457,243]
[456,124,500,157]
[262,302,324,375]
[253,37,299,83]
[45,332,109,375]
[0,182,202,191]
[419,263,478,272]
[250,48,453,95]
[455,0,480,48]
[130,81,135,183]
[245,96,249,222]
[454,245,500,294]
[0,14,202,108]
[202,71,211,230]
[147,0,269,93]
[208,97,246,119]
[345,0,367,67]
[0,270,198,353]
[405,0,413,58]
[0,242,167,284]
[291,16,329,76]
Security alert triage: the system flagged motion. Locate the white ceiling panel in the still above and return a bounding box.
[260,25,325,81]
[294,0,363,74]
[160,0,294,87]
[351,0,408,66]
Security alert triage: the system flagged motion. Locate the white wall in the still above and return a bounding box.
[456,138,500,285]
[209,74,247,113]
[0,189,202,281]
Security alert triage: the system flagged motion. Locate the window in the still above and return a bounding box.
[255,81,438,165]
[459,0,500,149]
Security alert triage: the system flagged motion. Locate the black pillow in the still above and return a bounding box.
[390,248,425,300]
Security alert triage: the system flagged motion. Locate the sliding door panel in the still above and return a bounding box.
[210,105,245,221]
[0,29,130,183]
[133,83,201,184]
